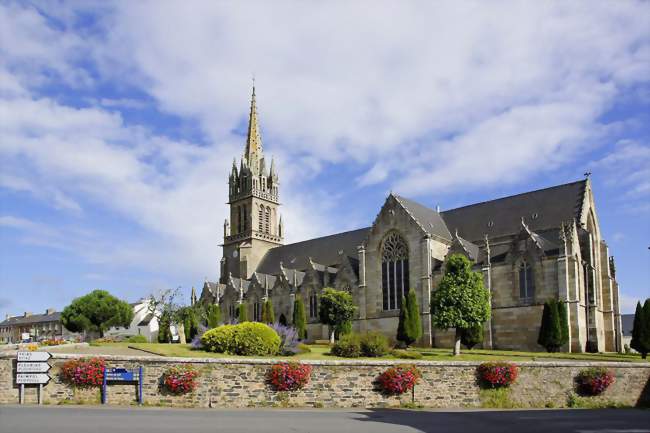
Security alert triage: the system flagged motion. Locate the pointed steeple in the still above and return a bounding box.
[245,84,263,164]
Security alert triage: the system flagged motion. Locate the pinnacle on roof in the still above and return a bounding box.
[245,84,263,163]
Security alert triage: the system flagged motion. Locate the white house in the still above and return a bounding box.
[105,299,159,342]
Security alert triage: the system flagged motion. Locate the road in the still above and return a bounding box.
[0,405,648,433]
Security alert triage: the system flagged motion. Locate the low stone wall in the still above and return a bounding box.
[0,353,648,408]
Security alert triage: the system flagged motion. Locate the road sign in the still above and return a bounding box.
[17,351,51,362]
[16,373,50,384]
[17,362,51,373]
[105,368,138,381]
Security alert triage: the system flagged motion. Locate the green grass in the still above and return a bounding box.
[99,342,650,362]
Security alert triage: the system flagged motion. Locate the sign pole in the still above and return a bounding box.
[19,384,24,405]
[102,368,107,404]
[38,383,43,405]
[138,366,143,405]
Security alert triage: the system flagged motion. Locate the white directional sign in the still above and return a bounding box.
[17,351,51,362]
[17,362,51,373]
[16,373,50,384]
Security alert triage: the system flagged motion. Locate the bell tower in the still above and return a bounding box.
[221,86,283,282]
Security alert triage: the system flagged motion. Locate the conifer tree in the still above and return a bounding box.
[558,300,569,348]
[238,302,248,323]
[632,299,650,359]
[397,289,422,347]
[261,299,275,324]
[293,298,308,340]
[206,304,221,329]
[396,296,411,347]
[538,300,563,352]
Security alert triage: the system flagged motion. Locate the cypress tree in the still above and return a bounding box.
[238,303,248,322]
[405,288,422,344]
[293,298,308,340]
[538,300,563,352]
[206,304,221,329]
[558,301,569,347]
[631,301,643,354]
[633,299,650,359]
[396,296,411,347]
[262,299,275,324]
[460,323,483,350]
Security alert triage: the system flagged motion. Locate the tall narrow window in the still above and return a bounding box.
[253,300,261,322]
[229,304,236,320]
[309,292,318,318]
[242,205,247,231]
[265,206,271,233]
[236,207,241,233]
[519,261,534,301]
[258,206,264,232]
[381,232,409,310]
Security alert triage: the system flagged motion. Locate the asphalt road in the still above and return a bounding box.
[0,405,649,433]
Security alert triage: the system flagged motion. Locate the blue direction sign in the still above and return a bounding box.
[102,366,144,405]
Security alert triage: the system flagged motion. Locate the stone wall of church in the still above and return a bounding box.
[1,354,648,408]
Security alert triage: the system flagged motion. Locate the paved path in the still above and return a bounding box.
[1,405,649,433]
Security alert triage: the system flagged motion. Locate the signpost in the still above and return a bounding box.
[102,367,144,405]
[16,351,51,405]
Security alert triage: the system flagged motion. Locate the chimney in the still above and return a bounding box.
[46,308,56,315]
[24,312,32,317]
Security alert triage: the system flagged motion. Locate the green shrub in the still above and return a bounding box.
[331,333,361,358]
[390,349,423,359]
[127,335,148,343]
[201,322,280,356]
[297,343,312,354]
[360,331,389,357]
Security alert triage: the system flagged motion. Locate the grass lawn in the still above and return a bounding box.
[115,342,650,363]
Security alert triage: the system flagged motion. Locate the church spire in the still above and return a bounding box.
[245,84,263,164]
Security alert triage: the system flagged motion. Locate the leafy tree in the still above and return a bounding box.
[538,299,563,352]
[558,300,569,348]
[632,299,650,359]
[178,306,199,341]
[397,289,422,347]
[319,287,357,343]
[157,311,172,343]
[460,323,483,350]
[61,289,133,338]
[261,299,275,324]
[238,302,249,322]
[430,254,491,356]
[206,304,221,329]
[293,298,308,340]
[147,288,182,344]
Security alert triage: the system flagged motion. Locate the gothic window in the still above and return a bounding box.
[228,304,236,320]
[236,207,241,233]
[265,206,271,233]
[243,205,248,231]
[309,292,318,318]
[253,300,261,322]
[258,205,264,232]
[519,261,534,301]
[381,232,409,311]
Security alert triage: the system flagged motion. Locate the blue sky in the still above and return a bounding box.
[0,1,648,319]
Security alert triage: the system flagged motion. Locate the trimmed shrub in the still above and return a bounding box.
[238,303,248,322]
[61,357,105,387]
[631,299,650,359]
[576,367,615,396]
[391,349,423,360]
[201,322,280,356]
[293,298,308,340]
[161,365,199,395]
[360,331,389,357]
[297,343,312,354]
[460,323,483,350]
[267,362,313,391]
[538,299,565,352]
[377,365,421,395]
[206,304,221,329]
[477,362,519,388]
[261,299,275,324]
[331,333,361,358]
[397,289,422,348]
[127,335,148,343]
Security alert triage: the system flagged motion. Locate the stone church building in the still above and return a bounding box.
[200,88,623,353]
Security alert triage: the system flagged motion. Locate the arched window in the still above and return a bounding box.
[258,205,264,232]
[265,206,271,233]
[381,232,409,311]
[519,261,534,301]
[253,299,261,322]
[309,291,318,318]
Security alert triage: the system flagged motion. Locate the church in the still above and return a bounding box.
[200,88,623,353]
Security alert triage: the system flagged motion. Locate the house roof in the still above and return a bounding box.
[393,194,453,241]
[621,314,635,337]
[255,227,370,275]
[0,312,61,327]
[440,180,587,243]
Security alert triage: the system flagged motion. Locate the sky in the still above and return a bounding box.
[0,1,648,319]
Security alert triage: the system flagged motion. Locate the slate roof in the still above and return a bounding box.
[393,194,453,241]
[0,312,61,327]
[621,314,635,337]
[255,228,370,274]
[440,180,587,243]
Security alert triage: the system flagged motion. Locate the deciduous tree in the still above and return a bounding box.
[61,289,133,338]
[319,288,357,343]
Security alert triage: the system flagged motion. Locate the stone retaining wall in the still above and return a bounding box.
[1,354,648,408]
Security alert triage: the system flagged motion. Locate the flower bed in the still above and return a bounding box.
[41,339,65,346]
[161,365,200,395]
[267,362,313,391]
[477,362,519,388]
[61,357,105,387]
[377,365,421,395]
[576,367,615,396]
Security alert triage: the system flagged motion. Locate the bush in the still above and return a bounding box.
[477,362,519,388]
[377,365,421,395]
[360,331,389,357]
[127,335,148,343]
[61,357,105,387]
[576,367,615,396]
[297,343,312,354]
[41,339,65,346]
[331,333,361,358]
[201,322,280,356]
[267,362,313,391]
[161,365,199,395]
[270,323,300,355]
[396,289,422,348]
[391,349,423,359]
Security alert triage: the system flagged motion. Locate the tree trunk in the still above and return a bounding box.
[453,328,461,356]
[178,323,186,345]
[330,329,335,344]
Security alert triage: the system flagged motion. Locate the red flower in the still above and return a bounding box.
[477,362,519,388]
[162,365,199,395]
[576,368,615,396]
[377,365,421,395]
[61,357,106,387]
[267,363,312,391]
